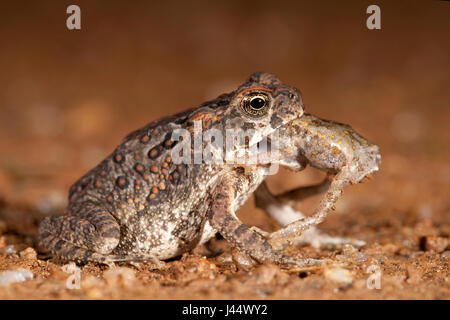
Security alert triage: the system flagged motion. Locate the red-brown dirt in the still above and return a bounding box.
[0,1,448,299]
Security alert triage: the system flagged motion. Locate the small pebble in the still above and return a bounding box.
[252,265,280,286]
[355,253,368,263]
[441,251,450,258]
[19,247,37,260]
[0,269,34,287]
[338,245,367,263]
[324,267,353,286]
[343,244,358,255]
[421,236,448,253]
[406,265,422,285]
[103,267,136,288]
[5,245,16,254]
[81,275,104,299]
[336,254,351,262]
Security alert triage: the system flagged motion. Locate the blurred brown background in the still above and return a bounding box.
[0,0,449,300]
[0,0,448,221]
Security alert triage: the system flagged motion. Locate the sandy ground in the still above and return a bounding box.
[0,1,449,299]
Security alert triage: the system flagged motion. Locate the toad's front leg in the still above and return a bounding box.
[207,173,321,268]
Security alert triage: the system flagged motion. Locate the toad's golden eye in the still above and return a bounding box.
[242,94,270,116]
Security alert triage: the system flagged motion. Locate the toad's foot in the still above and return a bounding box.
[230,248,322,270]
[254,181,365,249]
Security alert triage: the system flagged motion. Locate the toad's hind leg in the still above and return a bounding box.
[38,202,121,263]
[208,174,321,268]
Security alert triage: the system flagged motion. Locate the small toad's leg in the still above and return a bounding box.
[255,179,365,248]
[255,181,312,227]
[269,173,349,242]
[208,175,321,268]
[276,178,331,205]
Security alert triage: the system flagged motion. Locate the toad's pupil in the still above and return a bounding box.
[250,97,265,109]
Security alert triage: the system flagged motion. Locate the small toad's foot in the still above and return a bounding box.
[292,228,366,249]
[230,248,323,270]
[278,255,323,271]
[255,179,362,250]
[266,214,365,250]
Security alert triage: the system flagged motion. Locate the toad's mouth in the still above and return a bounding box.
[255,113,381,185]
